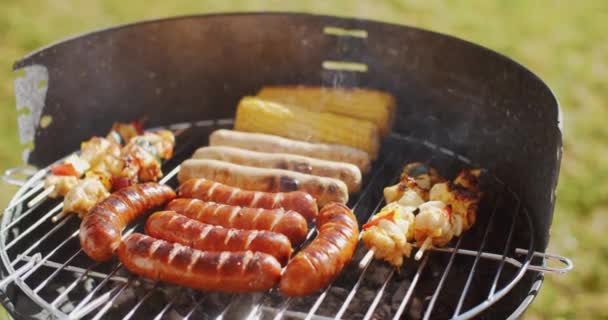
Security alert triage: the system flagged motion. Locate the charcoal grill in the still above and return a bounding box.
[2,13,572,319]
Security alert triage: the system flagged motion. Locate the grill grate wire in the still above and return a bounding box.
[0,120,571,319]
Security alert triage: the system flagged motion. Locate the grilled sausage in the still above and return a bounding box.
[145,211,293,264]
[178,178,318,222]
[279,203,359,296]
[166,198,308,245]
[209,129,371,173]
[118,233,281,292]
[80,183,176,262]
[193,146,362,192]
[178,159,348,206]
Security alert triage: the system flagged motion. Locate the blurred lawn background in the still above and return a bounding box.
[0,1,605,319]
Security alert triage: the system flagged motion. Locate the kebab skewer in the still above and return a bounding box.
[361,162,482,267]
[33,122,175,221]
[413,169,481,259]
[62,129,174,219]
[41,122,140,205]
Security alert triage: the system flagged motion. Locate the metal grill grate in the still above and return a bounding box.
[0,120,572,319]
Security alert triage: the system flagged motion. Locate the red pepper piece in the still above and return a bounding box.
[363,209,397,230]
[50,163,79,177]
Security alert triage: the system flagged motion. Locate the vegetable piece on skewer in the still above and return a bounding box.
[119,130,175,184]
[44,175,79,198]
[42,139,115,202]
[413,200,454,260]
[80,137,121,168]
[50,163,79,177]
[429,169,482,235]
[33,155,90,208]
[107,120,144,144]
[43,154,91,198]
[361,201,417,267]
[396,188,425,207]
[384,162,445,203]
[62,177,110,218]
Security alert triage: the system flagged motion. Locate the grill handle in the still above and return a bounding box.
[0,253,41,289]
[2,166,39,186]
[424,246,572,275]
[515,249,573,274]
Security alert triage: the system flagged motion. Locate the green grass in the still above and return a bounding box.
[0,1,605,319]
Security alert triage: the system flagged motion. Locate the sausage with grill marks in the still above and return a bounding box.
[178,159,348,207]
[145,211,292,264]
[80,183,176,262]
[166,198,308,246]
[279,203,359,296]
[118,233,281,292]
[178,178,318,222]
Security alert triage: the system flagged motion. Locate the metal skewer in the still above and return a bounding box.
[415,237,433,261]
[27,186,54,208]
[4,181,44,213]
[359,249,375,269]
[51,209,69,223]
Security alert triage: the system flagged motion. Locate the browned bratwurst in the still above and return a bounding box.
[279,203,359,296]
[80,183,176,262]
[118,233,281,292]
[178,178,318,222]
[178,159,348,206]
[145,211,293,264]
[166,198,308,246]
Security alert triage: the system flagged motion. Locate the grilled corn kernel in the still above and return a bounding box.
[234,96,380,158]
[257,86,395,135]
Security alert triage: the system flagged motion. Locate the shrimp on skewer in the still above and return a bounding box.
[413,200,453,260]
[360,190,423,267]
[383,162,445,203]
[429,169,482,235]
[363,163,483,267]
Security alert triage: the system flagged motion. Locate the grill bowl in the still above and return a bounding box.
[4,13,568,319]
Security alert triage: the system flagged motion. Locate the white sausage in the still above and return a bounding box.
[209,129,371,173]
[193,146,362,192]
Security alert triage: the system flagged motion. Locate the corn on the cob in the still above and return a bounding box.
[234,97,380,158]
[257,86,395,135]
